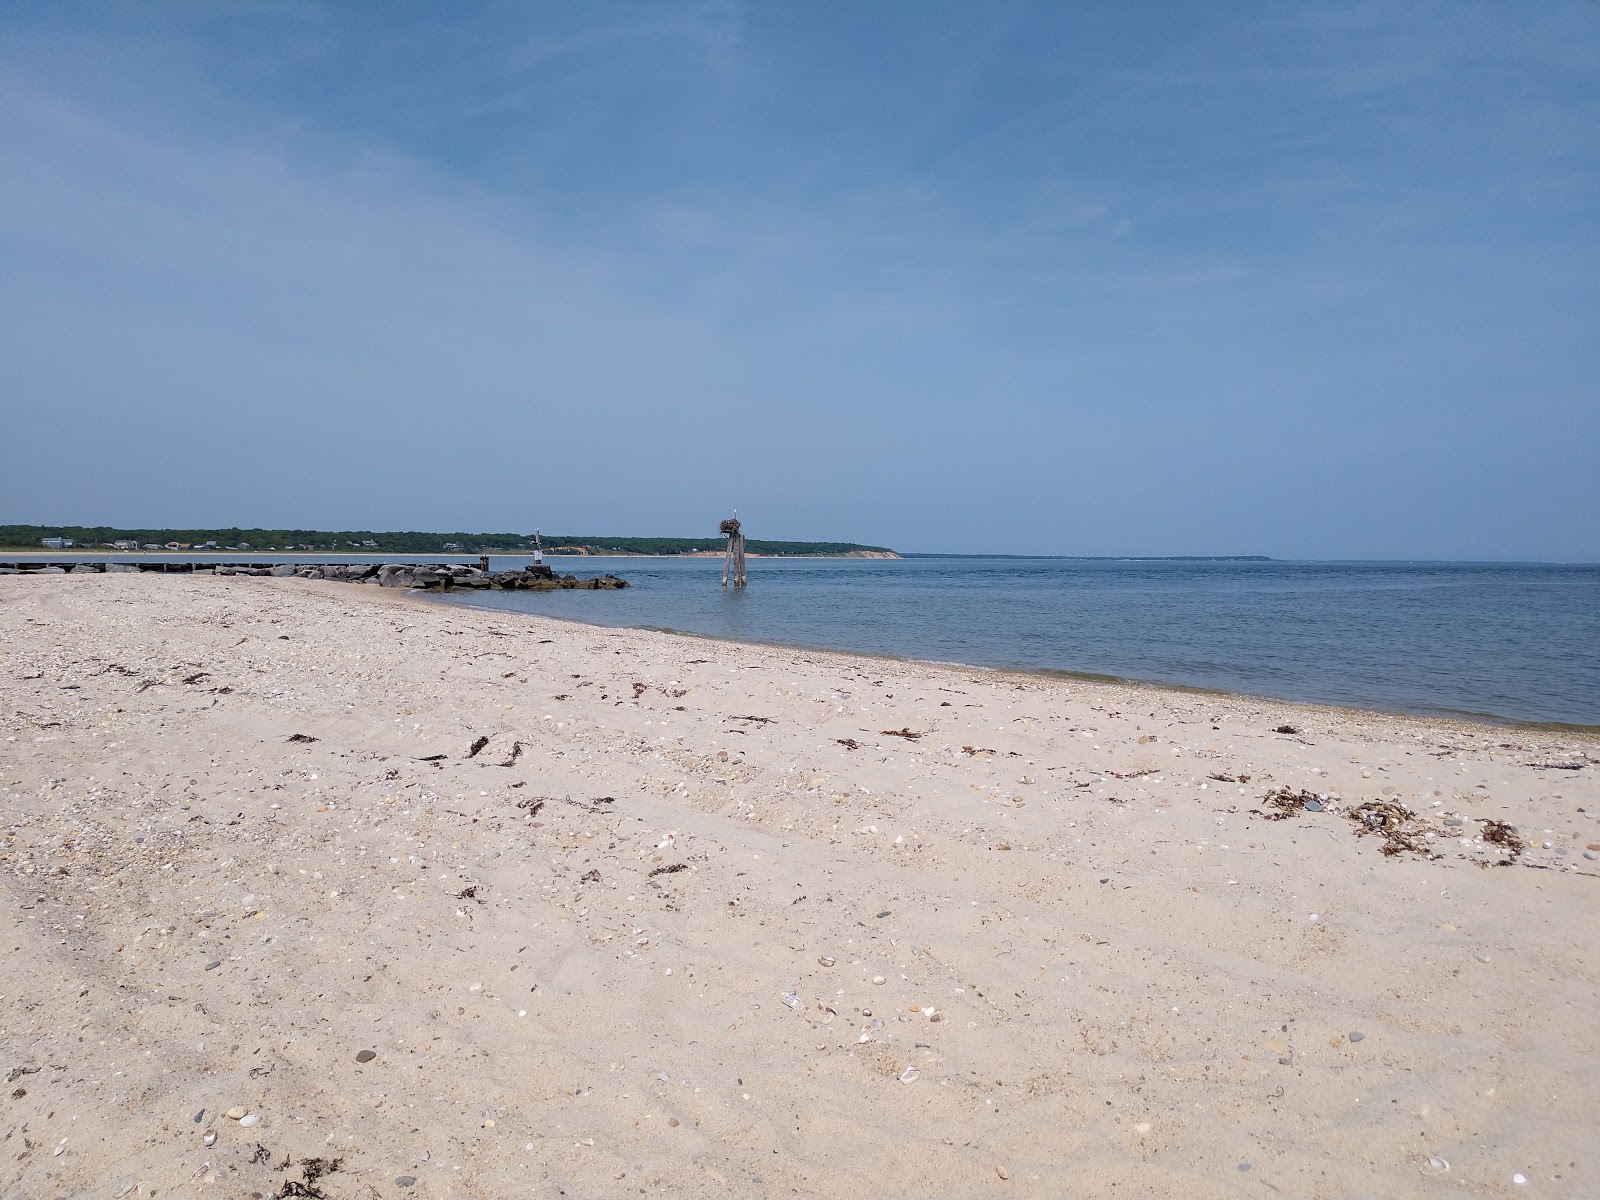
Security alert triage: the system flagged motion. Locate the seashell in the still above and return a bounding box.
[238,1113,262,1128]
[779,991,801,1009]
[817,955,836,967]
[872,975,886,985]
[1427,1156,1449,1171]
[202,1129,217,1147]
[899,1066,919,1083]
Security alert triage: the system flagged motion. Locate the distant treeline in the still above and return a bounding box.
[1,525,894,557]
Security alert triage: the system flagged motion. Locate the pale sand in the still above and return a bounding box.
[3,575,1596,1199]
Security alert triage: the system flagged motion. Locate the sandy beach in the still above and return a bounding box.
[3,573,1596,1199]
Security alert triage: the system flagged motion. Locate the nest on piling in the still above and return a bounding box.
[719,518,742,537]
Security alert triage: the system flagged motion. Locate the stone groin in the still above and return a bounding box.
[0,561,629,591]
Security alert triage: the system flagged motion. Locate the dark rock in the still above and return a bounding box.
[355,1049,377,1063]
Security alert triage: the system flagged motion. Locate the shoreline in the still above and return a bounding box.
[5,573,1596,1198]
[428,593,1600,737]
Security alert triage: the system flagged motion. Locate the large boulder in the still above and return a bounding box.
[269,564,298,577]
[377,565,415,588]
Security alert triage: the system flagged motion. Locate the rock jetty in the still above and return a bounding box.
[0,560,629,591]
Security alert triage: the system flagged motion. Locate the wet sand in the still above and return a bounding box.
[3,573,1597,1198]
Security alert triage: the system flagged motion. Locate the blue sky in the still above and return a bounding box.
[2,1,1596,558]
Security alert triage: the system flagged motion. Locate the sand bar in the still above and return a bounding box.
[3,574,1597,1198]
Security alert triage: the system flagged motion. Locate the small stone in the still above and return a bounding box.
[52,1144,64,1157]
[225,1107,246,1120]
[355,1049,377,1063]
[872,975,886,985]
[239,1113,262,1128]
[395,1176,417,1188]
[668,1118,679,1127]
[193,1109,205,1124]
[1584,850,1597,861]
[817,955,836,967]
[205,960,221,971]
[875,911,890,919]
[1304,799,1323,812]
[995,1166,1009,1180]
[1513,1173,1528,1185]
[1238,1162,1252,1172]
[1348,1031,1365,1042]
[1444,816,1464,827]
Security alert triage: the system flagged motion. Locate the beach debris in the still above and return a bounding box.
[418,753,447,762]
[1273,724,1300,734]
[466,735,490,758]
[453,885,485,904]
[580,869,601,883]
[649,863,687,877]
[836,738,861,750]
[1208,772,1251,783]
[1256,788,1324,821]
[286,733,318,744]
[729,714,774,724]
[881,727,922,740]
[275,1157,343,1199]
[498,741,524,767]
[1346,799,1438,858]
[962,746,995,756]
[355,1049,377,1063]
[1480,820,1526,864]
[515,796,545,817]
[1523,761,1583,770]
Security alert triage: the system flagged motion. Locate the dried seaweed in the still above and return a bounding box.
[1256,787,1324,821]
[498,741,524,767]
[286,733,318,744]
[881,727,922,741]
[1272,725,1300,735]
[649,863,687,877]
[1346,799,1438,858]
[466,735,490,758]
[1480,819,1526,865]
[836,738,861,750]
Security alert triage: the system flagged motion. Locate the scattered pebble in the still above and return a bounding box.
[872,975,886,985]
[225,1107,246,1120]
[1513,1173,1528,1185]
[1348,1031,1365,1042]
[395,1176,417,1188]
[205,960,221,971]
[1238,1162,1252,1172]
[355,1049,377,1063]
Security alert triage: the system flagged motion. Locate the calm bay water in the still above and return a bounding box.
[432,557,1600,728]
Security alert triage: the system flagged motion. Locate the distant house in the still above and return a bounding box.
[111,539,138,550]
[142,544,161,551]
[40,537,73,549]
[200,540,219,549]
[442,542,462,552]
[361,540,377,549]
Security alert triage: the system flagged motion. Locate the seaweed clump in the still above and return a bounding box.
[1479,819,1526,866]
[1346,799,1438,859]
[1257,787,1325,821]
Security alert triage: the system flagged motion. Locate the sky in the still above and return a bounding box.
[2,2,1597,559]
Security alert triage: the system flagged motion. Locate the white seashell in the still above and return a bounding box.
[872,975,886,985]
[779,991,801,1009]
[239,1113,262,1128]
[203,1129,217,1147]
[817,955,836,967]
[1427,1156,1449,1171]
[899,1066,919,1083]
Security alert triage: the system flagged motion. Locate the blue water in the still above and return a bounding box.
[427,557,1600,728]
